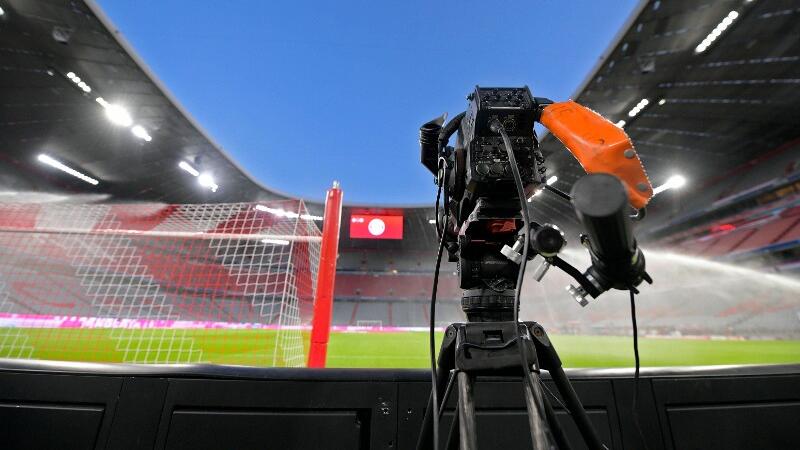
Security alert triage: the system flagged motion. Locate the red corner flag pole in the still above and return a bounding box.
[308,181,343,368]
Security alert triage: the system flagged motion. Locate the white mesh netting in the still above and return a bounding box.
[0,200,322,367]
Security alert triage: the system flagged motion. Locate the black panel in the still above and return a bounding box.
[667,402,800,450]
[153,378,398,450]
[612,378,665,450]
[0,402,104,450]
[106,378,169,450]
[653,375,800,450]
[165,410,362,450]
[0,372,122,450]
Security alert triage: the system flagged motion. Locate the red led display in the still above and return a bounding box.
[349,214,403,239]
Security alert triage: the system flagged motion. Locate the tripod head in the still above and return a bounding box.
[419,86,653,321]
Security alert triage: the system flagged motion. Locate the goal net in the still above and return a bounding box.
[0,200,322,367]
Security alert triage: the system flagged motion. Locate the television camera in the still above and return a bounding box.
[415,86,653,450]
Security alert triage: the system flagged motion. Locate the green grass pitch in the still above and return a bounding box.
[2,328,799,368]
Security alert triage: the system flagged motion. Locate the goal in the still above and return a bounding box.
[0,200,322,367]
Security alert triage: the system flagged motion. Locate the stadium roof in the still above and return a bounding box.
[0,0,288,204]
[537,0,800,233]
[1,0,798,240]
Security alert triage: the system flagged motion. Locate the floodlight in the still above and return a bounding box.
[653,174,687,195]
[37,154,99,185]
[104,103,133,127]
[131,125,152,142]
[178,161,200,177]
[197,172,219,192]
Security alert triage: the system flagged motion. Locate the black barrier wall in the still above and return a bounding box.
[0,360,798,450]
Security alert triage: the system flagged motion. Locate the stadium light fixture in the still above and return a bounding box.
[0,6,5,16]
[197,172,219,192]
[103,103,133,127]
[428,219,437,224]
[546,175,558,185]
[627,98,649,118]
[94,97,152,142]
[300,213,324,221]
[65,70,92,93]
[131,125,152,142]
[695,10,739,54]
[178,161,219,193]
[178,160,200,177]
[615,119,627,128]
[653,174,687,195]
[37,154,99,185]
[658,98,666,106]
[262,238,290,246]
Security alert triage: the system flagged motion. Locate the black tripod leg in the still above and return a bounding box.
[416,326,458,450]
[549,364,604,450]
[457,371,477,450]
[445,399,460,450]
[523,369,553,449]
[530,323,605,450]
[540,383,572,450]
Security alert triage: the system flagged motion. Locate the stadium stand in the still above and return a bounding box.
[648,141,800,275]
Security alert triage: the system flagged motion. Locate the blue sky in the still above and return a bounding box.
[98,0,637,204]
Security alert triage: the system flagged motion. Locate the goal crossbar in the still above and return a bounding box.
[0,227,322,242]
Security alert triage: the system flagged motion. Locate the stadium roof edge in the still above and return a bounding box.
[83,0,302,203]
[567,0,651,100]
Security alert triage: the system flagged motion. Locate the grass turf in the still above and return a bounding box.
[1,328,799,368]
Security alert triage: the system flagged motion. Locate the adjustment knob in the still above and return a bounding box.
[567,285,589,307]
[501,238,525,265]
[532,224,565,257]
[490,162,504,175]
[476,163,490,176]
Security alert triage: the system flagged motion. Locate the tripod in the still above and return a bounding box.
[415,319,606,450]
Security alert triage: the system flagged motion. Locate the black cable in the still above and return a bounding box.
[493,122,531,365]
[434,174,443,238]
[629,287,650,450]
[495,122,554,447]
[429,182,447,450]
[539,378,569,413]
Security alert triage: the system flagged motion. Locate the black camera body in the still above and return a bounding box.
[460,86,539,192]
[420,86,549,321]
[453,87,544,218]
